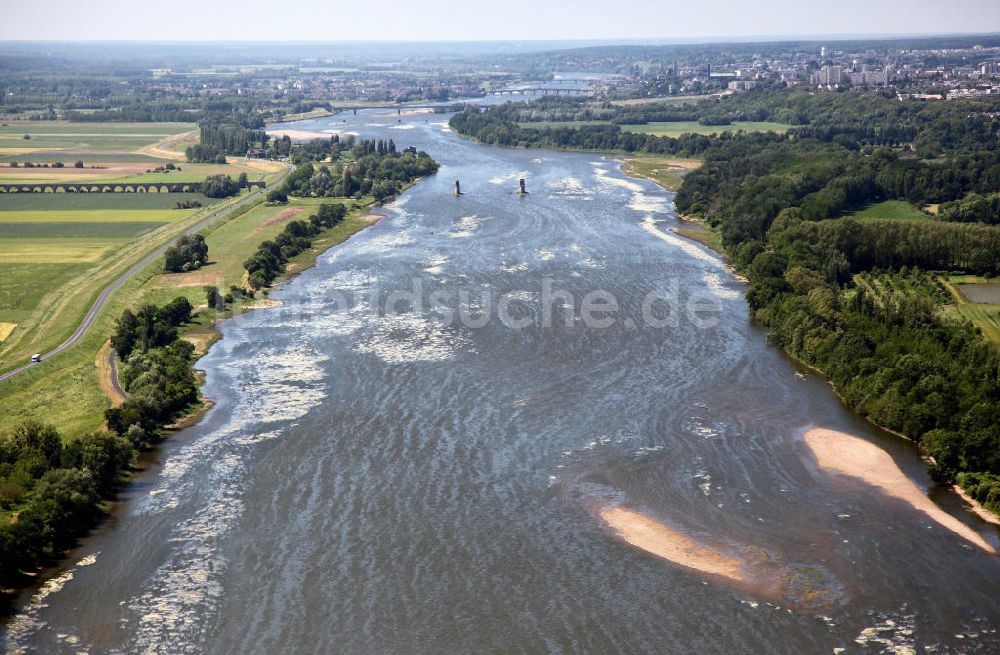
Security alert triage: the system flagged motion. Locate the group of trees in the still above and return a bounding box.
[185,143,227,164]
[0,423,133,588]
[105,298,198,438]
[198,118,267,156]
[163,234,208,273]
[201,173,240,198]
[1,296,200,588]
[244,203,347,289]
[938,191,1000,224]
[450,105,721,158]
[269,139,438,201]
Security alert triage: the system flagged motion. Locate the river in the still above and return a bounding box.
[3,107,999,654]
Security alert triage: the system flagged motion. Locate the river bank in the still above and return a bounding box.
[618,155,1000,531]
[0,189,397,619]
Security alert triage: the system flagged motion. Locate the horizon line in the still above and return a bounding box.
[2,31,1000,46]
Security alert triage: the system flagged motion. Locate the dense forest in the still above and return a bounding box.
[454,89,1000,516]
[195,114,268,157]
[669,94,1000,514]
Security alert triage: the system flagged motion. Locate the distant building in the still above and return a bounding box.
[811,65,843,86]
[727,80,758,92]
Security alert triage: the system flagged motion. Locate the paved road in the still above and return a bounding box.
[0,183,276,384]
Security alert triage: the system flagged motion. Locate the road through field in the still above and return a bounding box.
[0,180,281,383]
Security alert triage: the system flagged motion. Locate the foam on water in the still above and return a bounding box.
[593,166,645,193]
[355,312,474,363]
[3,553,100,652]
[447,214,491,238]
[488,170,529,185]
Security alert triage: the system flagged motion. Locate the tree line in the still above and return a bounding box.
[243,203,347,290]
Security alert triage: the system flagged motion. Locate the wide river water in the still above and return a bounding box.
[3,107,1000,654]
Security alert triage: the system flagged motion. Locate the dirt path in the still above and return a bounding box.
[136,129,197,161]
[95,341,126,406]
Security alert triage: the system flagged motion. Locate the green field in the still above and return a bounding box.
[0,192,214,211]
[0,191,255,373]
[848,200,929,221]
[0,121,194,156]
[0,209,196,224]
[518,120,611,130]
[620,121,793,138]
[0,119,294,439]
[938,275,1000,344]
[0,194,376,439]
[145,197,367,301]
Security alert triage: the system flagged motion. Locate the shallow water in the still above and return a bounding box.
[4,109,1000,654]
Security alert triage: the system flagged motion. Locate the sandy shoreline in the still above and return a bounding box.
[803,428,996,554]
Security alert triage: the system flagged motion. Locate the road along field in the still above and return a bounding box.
[0,197,221,368]
[0,192,385,440]
[0,119,288,370]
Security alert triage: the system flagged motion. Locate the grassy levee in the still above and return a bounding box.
[0,191,259,373]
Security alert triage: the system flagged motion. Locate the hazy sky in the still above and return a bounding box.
[2,0,999,41]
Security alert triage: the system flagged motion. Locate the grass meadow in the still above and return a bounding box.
[620,121,792,137]
[939,275,1000,345]
[848,200,929,221]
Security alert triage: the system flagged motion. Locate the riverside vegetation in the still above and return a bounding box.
[451,89,1000,517]
[0,134,439,602]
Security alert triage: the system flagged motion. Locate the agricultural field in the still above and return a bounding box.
[0,195,373,439]
[854,269,950,306]
[0,161,268,185]
[143,197,370,306]
[0,121,195,166]
[0,121,284,188]
[0,192,211,211]
[620,121,793,138]
[0,203,205,362]
[940,274,1000,343]
[848,200,929,221]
